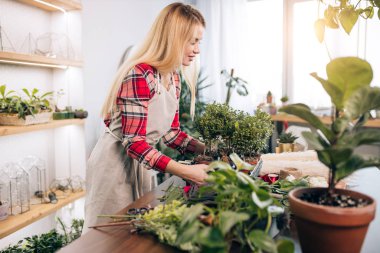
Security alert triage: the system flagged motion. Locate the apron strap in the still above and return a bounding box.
[105,127,122,142]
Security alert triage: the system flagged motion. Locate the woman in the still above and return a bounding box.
[83,3,208,232]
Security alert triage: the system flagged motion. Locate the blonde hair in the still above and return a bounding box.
[101,3,205,119]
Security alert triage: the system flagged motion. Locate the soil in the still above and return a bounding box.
[300,191,370,208]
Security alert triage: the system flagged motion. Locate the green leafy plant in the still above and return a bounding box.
[315,0,380,42]
[0,85,53,119]
[232,110,273,156]
[280,96,289,103]
[102,154,294,253]
[278,132,298,144]
[0,218,84,253]
[195,103,273,158]
[221,69,249,105]
[280,56,380,196]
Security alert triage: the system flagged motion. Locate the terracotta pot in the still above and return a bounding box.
[289,187,376,253]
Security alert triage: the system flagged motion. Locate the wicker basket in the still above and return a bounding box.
[0,112,52,126]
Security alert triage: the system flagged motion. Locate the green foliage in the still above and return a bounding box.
[0,85,53,119]
[0,218,84,253]
[232,110,274,156]
[221,69,249,105]
[280,57,380,194]
[109,156,295,253]
[280,96,289,103]
[315,0,380,41]
[278,132,298,144]
[195,103,273,156]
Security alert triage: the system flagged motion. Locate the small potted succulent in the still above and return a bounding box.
[74,109,88,119]
[277,132,298,153]
[280,57,380,253]
[280,95,289,106]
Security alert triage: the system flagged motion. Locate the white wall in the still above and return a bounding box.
[82,0,182,156]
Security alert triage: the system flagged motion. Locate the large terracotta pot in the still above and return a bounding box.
[289,187,376,253]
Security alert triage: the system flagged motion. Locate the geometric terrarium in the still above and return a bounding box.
[0,170,10,220]
[19,155,47,204]
[1,162,30,215]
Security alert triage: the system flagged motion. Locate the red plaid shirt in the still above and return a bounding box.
[104,63,198,172]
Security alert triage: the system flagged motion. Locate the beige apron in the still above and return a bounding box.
[83,72,177,233]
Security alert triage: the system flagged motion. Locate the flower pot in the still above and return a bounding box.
[0,112,52,126]
[278,143,295,153]
[74,110,88,119]
[289,187,376,253]
[0,201,9,220]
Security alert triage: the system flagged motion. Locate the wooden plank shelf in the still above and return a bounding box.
[17,0,82,11]
[271,113,380,128]
[0,191,85,239]
[0,51,83,68]
[0,119,85,137]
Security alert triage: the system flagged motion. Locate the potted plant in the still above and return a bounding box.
[280,96,289,106]
[277,132,298,153]
[279,56,380,253]
[194,103,273,165]
[0,85,53,126]
[266,91,273,104]
[231,109,273,164]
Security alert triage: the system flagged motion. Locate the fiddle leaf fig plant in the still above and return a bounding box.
[280,56,380,196]
[316,0,380,42]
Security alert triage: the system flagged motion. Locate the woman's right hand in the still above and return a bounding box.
[166,160,209,185]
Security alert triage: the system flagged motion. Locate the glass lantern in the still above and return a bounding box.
[2,162,30,215]
[19,156,47,204]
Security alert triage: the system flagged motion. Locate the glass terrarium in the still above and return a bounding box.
[1,162,30,215]
[49,178,70,199]
[68,175,85,193]
[19,156,48,204]
[0,171,10,220]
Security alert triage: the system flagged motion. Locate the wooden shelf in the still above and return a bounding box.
[0,51,83,68]
[17,0,82,11]
[271,113,380,128]
[0,191,85,238]
[0,119,85,137]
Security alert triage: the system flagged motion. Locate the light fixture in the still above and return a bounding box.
[33,0,66,13]
[0,59,68,69]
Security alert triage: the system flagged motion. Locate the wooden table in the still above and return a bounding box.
[59,177,185,253]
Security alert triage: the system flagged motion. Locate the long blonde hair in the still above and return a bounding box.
[101,3,205,119]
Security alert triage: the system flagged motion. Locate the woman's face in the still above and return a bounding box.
[182,25,204,66]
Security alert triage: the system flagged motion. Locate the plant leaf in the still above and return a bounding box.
[336,155,380,181]
[279,104,334,142]
[22,88,31,98]
[324,5,339,28]
[302,131,324,150]
[207,161,232,172]
[252,189,273,209]
[218,211,250,236]
[339,6,359,34]
[340,128,380,147]
[345,87,380,120]
[229,153,255,171]
[180,204,204,227]
[314,18,326,43]
[248,230,276,253]
[277,239,295,253]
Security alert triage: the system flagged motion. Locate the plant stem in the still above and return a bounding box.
[264,214,272,234]
[225,69,234,105]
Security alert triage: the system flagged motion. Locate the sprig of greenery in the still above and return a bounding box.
[278,132,298,144]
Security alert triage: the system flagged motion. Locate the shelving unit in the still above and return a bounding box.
[0,51,83,68]
[0,191,85,238]
[271,113,380,128]
[0,119,85,137]
[0,0,86,245]
[16,0,82,12]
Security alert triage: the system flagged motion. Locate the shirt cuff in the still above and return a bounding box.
[185,138,198,154]
[154,154,171,172]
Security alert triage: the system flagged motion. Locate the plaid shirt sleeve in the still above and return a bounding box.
[116,63,172,172]
[162,72,199,154]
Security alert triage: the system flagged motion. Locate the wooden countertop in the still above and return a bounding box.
[271,114,380,128]
[59,177,185,253]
